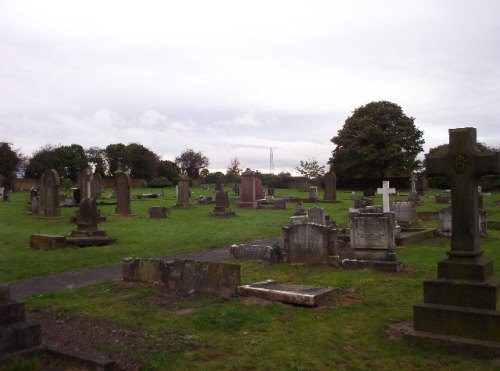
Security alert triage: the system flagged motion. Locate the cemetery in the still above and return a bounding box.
[0,140,499,369]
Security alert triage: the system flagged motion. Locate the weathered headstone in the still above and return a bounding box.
[267,187,275,197]
[307,207,326,225]
[294,201,304,215]
[115,171,132,215]
[282,223,338,265]
[390,200,417,226]
[343,206,402,272]
[239,168,260,208]
[148,206,171,219]
[175,175,191,208]
[411,127,500,350]
[308,186,318,200]
[353,196,374,209]
[78,166,93,200]
[122,259,241,297]
[324,172,337,201]
[91,172,103,199]
[41,169,60,217]
[408,172,420,202]
[438,206,487,237]
[0,283,41,354]
[212,189,236,217]
[377,181,396,213]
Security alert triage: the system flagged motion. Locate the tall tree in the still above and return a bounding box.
[85,146,107,177]
[157,160,181,183]
[105,143,159,179]
[295,158,325,181]
[25,144,87,181]
[329,101,424,181]
[0,142,25,190]
[105,143,128,175]
[175,149,209,179]
[226,157,242,183]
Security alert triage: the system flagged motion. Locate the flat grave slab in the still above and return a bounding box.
[237,279,337,306]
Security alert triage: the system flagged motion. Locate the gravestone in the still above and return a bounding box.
[438,206,487,237]
[435,194,451,204]
[212,189,236,217]
[294,201,304,215]
[41,169,60,217]
[122,259,241,297]
[411,127,500,350]
[343,206,402,272]
[377,181,396,213]
[78,166,94,200]
[390,200,417,226]
[307,207,326,225]
[0,187,3,199]
[0,283,41,354]
[267,187,275,197]
[229,244,273,261]
[114,171,132,215]
[239,168,260,208]
[282,223,338,265]
[175,175,191,208]
[324,172,337,201]
[353,196,374,209]
[148,206,171,219]
[308,186,318,200]
[91,172,103,199]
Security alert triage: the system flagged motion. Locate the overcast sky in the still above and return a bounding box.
[1,0,500,174]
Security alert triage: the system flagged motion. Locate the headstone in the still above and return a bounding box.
[306,207,326,225]
[282,223,338,265]
[438,206,487,237]
[78,166,93,200]
[122,259,241,297]
[91,172,103,199]
[229,244,273,261]
[30,196,39,215]
[478,186,484,209]
[290,215,307,225]
[324,172,337,201]
[175,175,191,208]
[411,127,500,349]
[41,169,60,217]
[435,194,451,204]
[353,196,374,209]
[390,200,417,225]
[215,178,223,192]
[343,206,403,272]
[363,189,375,197]
[115,171,132,215]
[308,186,318,200]
[377,181,396,213]
[408,172,420,202]
[267,187,275,197]
[294,201,304,215]
[212,190,236,217]
[239,168,260,208]
[148,206,171,219]
[0,283,41,353]
[0,187,4,199]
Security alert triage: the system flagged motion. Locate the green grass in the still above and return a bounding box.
[2,187,500,369]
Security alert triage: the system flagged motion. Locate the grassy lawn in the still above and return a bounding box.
[1,187,500,369]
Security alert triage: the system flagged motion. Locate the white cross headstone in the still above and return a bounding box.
[377,180,396,213]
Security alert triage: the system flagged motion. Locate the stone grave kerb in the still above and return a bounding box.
[426,127,499,269]
[377,180,396,213]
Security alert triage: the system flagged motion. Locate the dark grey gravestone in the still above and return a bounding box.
[307,207,326,225]
[41,169,60,217]
[324,172,337,201]
[78,167,93,200]
[148,206,171,219]
[353,196,374,209]
[115,171,132,215]
[175,175,191,208]
[390,200,417,226]
[411,127,500,350]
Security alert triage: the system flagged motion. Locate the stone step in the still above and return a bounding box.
[423,277,500,310]
[414,302,500,342]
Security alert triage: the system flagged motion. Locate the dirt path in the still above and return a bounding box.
[10,237,281,300]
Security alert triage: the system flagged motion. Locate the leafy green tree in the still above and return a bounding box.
[295,158,325,181]
[329,101,424,181]
[25,144,87,181]
[226,157,242,183]
[105,143,159,179]
[0,142,25,190]
[175,149,209,179]
[157,160,181,183]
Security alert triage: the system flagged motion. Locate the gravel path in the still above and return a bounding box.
[10,237,280,300]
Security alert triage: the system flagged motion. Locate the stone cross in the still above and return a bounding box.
[426,127,499,257]
[377,180,396,213]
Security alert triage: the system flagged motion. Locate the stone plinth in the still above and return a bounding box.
[239,168,262,208]
[30,234,66,250]
[114,171,132,215]
[175,176,191,208]
[238,280,337,306]
[122,259,241,297]
[324,172,337,201]
[40,169,60,217]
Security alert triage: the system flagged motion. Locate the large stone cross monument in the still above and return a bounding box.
[412,127,500,350]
